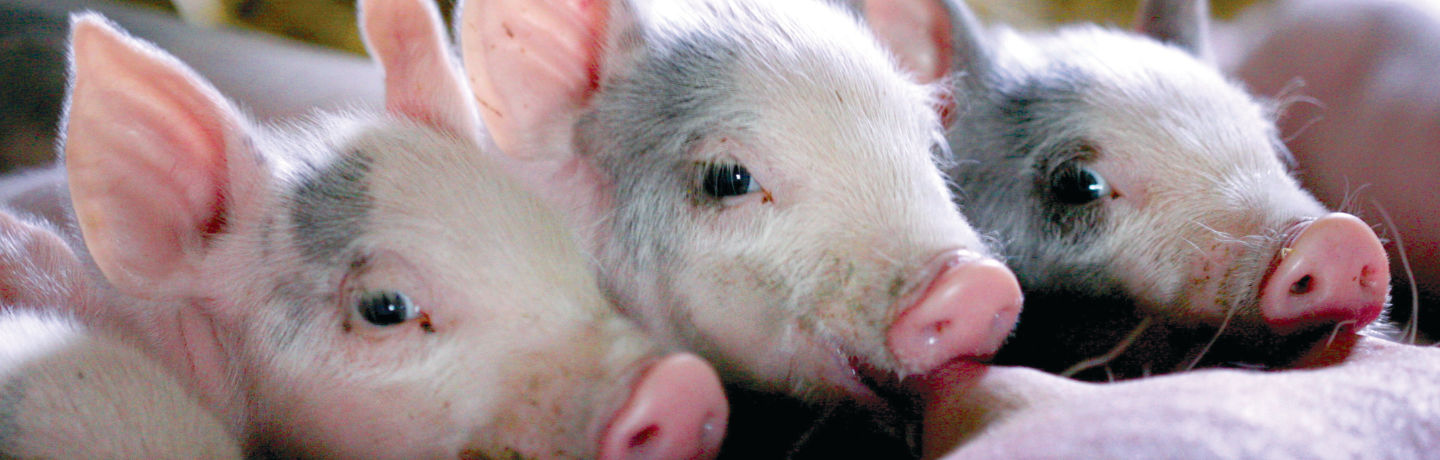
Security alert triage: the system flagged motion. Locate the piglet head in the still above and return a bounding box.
[457,0,1022,405]
[924,0,1390,376]
[61,4,727,458]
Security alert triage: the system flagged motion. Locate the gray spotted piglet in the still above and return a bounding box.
[871,0,1391,377]
[0,0,728,457]
[454,0,1025,408]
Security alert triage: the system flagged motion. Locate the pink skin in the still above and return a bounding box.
[1259,213,1390,332]
[601,354,729,460]
[888,251,1024,375]
[918,335,1440,459]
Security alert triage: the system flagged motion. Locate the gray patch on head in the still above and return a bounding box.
[290,152,373,264]
[0,377,27,453]
[266,274,327,349]
[577,29,745,336]
[950,63,1114,286]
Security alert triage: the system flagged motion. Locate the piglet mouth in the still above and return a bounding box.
[848,355,908,408]
[828,351,948,416]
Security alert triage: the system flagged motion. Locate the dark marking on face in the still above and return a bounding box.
[1030,142,1107,239]
[887,274,907,300]
[951,65,1112,271]
[575,30,745,337]
[990,65,1092,160]
[291,151,373,264]
[268,275,324,348]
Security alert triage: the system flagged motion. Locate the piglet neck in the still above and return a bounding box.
[170,301,248,436]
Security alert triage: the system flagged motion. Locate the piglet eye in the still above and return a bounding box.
[1050,163,1110,205]
[357,291,418,326]
[700,163,762,199]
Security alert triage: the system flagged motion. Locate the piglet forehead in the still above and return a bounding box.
[330,120,609,318]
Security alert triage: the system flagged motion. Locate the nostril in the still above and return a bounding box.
[627,425,660,450]
[1360,265,1378,287]
[925,320,953,346]
[1289,274,1314,295]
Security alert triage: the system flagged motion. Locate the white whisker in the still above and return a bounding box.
[1183,299,1241,372]
[1061,316,1155,378]
[1371,200,1420,344]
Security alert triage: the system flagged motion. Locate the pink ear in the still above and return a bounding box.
[360,0,481,140]
[863,0,955,83]
[1134,0,1213,60]
[63,15,248,299]
[456,0,619,160]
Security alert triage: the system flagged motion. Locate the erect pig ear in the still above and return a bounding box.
[63,14,254,300]
[1134,0,1213,60]
[859,0,994,85]
[456,0,642,161]
[360,0,481,141]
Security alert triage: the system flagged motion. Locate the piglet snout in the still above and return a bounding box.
[1260,213,1390,332]
[887,250,1023,375]
[600,353,728,460]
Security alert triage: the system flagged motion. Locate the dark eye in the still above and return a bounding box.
[700,163,762,199]
[357,291,418,326]
[1050,163,1110,205]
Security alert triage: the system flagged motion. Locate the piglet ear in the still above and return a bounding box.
[860,0,993,85]
[360,0,481,141]
[456,0,640,161]
[63,14,249,299]
[1134,0,1213,60]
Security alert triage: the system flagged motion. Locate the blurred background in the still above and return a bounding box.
[119,0,1260,54]
[0,0,1264,199]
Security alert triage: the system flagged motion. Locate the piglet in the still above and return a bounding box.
[0,208,240,458]
[877,0,1392,378]
[0,0,728,457]
[454,0,1024,410]
[0,310,243,458]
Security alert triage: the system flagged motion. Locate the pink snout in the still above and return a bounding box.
[1260,213,1390,332]
[887,250,1024,375]
[600,353,728,460]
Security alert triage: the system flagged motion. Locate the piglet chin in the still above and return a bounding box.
[1287,330,1365,369]
[906,359,993,401]
[828,351,994,416]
